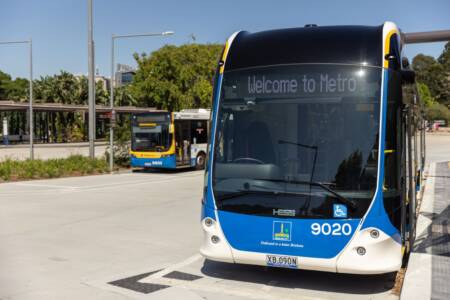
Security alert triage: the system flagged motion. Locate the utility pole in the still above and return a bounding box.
[29,38,34,160]
[109,36,115,172]
[87,0,96,159]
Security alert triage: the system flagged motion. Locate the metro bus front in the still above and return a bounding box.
[130,112,176,169]
[201,28,403,274]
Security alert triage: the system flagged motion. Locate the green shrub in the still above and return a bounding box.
[105,121,131,168]
[0,155,109,182]
[0,159,13,181]
[426,103,450,123]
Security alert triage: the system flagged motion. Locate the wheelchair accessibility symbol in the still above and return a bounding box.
[333,204,347,218]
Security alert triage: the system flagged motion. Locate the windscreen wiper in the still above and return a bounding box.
[251,178,357,210]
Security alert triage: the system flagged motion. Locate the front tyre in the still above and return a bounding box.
[195,152,206,170]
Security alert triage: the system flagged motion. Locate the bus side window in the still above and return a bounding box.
[384,33,402,191]
[191,120,208,144]
[384,70,402,191]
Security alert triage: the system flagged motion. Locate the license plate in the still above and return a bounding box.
[266,255,298,269]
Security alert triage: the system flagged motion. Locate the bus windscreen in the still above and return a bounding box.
[212,64,382,219]
[131,113,171,152]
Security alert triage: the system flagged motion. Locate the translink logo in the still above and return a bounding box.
[273,221,292,241]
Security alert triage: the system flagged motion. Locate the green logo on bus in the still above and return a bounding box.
[273,221,292,241]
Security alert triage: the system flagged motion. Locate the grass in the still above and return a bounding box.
[0,155,109,182]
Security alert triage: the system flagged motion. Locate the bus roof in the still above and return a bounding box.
[225,25,384,71]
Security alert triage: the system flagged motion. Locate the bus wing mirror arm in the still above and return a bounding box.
[400,70,415,85]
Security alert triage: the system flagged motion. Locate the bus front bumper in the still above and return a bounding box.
[130,154,176,169]
[200,216,402,274]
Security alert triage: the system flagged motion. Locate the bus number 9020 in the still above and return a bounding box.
[311,223,352,236]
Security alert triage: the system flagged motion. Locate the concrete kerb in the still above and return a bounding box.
[400,162,436,300]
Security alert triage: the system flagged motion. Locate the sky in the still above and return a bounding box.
[0,0,449,79]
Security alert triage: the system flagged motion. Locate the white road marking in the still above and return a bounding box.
[137,254,323,300]
[139,254,202,283]
[11,182,78,189]
[154,277,322,300]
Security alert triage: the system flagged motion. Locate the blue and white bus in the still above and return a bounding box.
[130,109,210,170]
[200,22,425,274]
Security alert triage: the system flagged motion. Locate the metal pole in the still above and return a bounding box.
[403,29,450,44]
[109,36,115,172]
[87,0,95,159]
[29,39,34,160]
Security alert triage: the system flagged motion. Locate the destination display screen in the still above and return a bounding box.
[222,65,381,101]
[134,113,171,124]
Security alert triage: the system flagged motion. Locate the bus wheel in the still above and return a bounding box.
[195,153,206,170]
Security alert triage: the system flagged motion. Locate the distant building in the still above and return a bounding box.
[95,76,110,91]
[95,67,111,91]
[115,64,136,87]
[74,70,111,92]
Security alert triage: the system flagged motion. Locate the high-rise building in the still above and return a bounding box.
[115,64,136,87]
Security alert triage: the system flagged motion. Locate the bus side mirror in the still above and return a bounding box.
[402,57,410,69]
[401,70,415,85]
[169,124,174,133]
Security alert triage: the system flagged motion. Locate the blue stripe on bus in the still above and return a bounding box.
[360,69,400,242]
[201,204,216,220]
[130,154,177,169]
[203,73,224,217]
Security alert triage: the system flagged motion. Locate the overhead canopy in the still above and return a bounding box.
[0,100,162,113]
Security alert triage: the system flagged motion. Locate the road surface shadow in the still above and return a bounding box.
[200,259,396,295]
[132,167,199,174]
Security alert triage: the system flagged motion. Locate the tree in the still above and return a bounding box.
[0,70,12,99]
[0,70,29,101]
[114,85,137,107]
[130,43,223,111]
[416,82,435,108]
[412,53,449,106]
[438,42,450,69]
[426,103,450,123]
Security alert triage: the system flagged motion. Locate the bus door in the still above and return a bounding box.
[175,120,192,166]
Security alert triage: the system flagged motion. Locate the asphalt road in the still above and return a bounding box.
[0,133,448,300]
[424,133,450,163]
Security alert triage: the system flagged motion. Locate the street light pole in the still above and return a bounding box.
[109,35,115,172]
[87,0,95,159]
[109,31,174,173]
[29,38,34,160]
[0,39,33,160]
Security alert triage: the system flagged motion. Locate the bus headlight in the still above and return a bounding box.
[211,235,220,244]
[370,229,380,239]
[356,247,366,256]
[204,218,214,227]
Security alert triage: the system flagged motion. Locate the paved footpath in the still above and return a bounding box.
[0,142,108,161]
[402,161,450,300]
